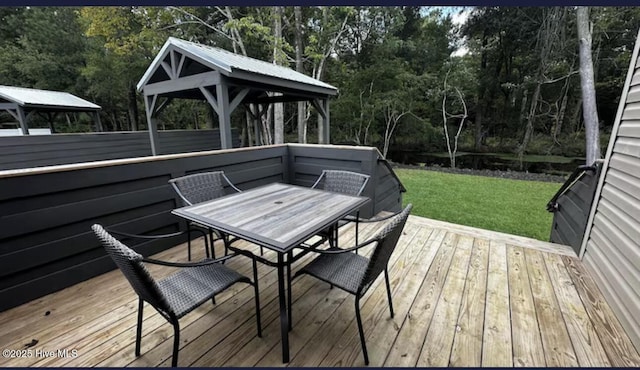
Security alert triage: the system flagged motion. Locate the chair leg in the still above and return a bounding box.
[211,295,216,305]
[171,319,180,367]
[208,228,215,259]
[355,296,369,365]
[252,258,262,337]
[185,221,192,261]
[384,268,394,318]
[287,252,292,331]
[355,211,360,254]
[135,298,143,357]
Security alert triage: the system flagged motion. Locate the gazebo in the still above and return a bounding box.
[0,85,102,135]
[137,37,338,154]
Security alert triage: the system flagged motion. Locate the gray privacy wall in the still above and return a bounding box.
[0,144,403,311]
[549,166,600,254]
[580,31,640,351]
[0,129,239,170]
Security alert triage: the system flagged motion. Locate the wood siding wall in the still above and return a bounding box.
[581,31,640,351]
[0,144,404,311]
[550,167,600,253]
[0,129,239,170]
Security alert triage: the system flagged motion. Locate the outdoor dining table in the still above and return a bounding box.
[171,182,369,362]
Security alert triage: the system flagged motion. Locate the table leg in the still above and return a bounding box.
[277,253,290,362]
[287,251,292,331]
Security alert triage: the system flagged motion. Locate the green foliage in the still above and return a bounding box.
[396,168,559,241]
[0,8,86,91]
[0,5,633,154]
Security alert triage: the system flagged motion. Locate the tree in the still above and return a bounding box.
[441,68,469,168]
[80,7,168,131]
[577,7,600,165]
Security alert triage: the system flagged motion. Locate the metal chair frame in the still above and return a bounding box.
[290,204,412,365]
[93,224,262,367]
[169,171,260,259]
[311,170,371,247]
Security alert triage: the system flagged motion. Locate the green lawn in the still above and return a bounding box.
[395,168,562,241]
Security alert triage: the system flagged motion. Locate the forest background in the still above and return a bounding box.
[1,6,638,162]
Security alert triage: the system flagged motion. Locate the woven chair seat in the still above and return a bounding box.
[291,204,412,365]
[299,252,369,295]
[158,260,248,318]
[92,224,261,367]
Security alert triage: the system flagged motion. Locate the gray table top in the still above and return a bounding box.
[172,182,369,253]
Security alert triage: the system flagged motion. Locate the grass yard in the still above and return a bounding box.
[395,168,562,241]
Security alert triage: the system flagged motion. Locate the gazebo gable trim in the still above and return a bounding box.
[137,38,337,97]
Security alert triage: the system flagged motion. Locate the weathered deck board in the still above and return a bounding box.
[482,240,514,366]
[383,230,455,367]
[542,252,611,367]
[563,255,640,366]
[449,238,489,367]
[507,245,546,366]
[525,248,578,366]
[0,214,639,368]
[417,235,473,367]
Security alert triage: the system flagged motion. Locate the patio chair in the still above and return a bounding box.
[169,171,262,259]
[291,204,412,365]
[92,224,261,367]
[311,170,370,247]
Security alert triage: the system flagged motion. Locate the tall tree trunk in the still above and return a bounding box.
[519,83,541,163]
[294,6,307,143]
[577,6,600,166]
[127,82,138,131]
[474,94,484,151]
[273,6,284,144]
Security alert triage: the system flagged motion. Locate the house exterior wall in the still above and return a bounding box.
[580,30,640,351]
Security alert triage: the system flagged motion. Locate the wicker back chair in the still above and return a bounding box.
[292,204,412,365]
[311,170,369,196]
[310,170,370,247]
[92,224,261,367]
[169,171,240,207]
[169,171,245,260]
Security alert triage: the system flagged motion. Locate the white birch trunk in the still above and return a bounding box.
[577,6,601,165]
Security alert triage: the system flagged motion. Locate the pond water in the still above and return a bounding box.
[387,151,585,176]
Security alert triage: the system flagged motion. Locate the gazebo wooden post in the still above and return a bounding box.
[16,106,29,135]
[312,98,330,144]
[215,78,233,149]
[94,112,103,132]
[144,94,161,155]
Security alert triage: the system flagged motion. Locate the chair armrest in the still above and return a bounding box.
[355,209,405,224]
[106,227,208,241]
[142,254,235,268]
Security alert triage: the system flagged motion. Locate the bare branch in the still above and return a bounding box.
[168,6,233,42]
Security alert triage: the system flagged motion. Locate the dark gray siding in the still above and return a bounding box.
[0,129,239,170]
[0,144,404,311]
[581,31,640,351]
[288,144,404,218]
[374,159,405,214]
[0,145,287,311]
[549,167,600,253]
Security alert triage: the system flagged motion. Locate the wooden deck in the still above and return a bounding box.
[1,214,639,367]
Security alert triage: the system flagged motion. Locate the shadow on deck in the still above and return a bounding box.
[0,215,638,367]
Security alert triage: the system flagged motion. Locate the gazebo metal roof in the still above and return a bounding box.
[137,37,337,94]
[0,85,102,134]
[0,85,101,111]
[137,37,338,153]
